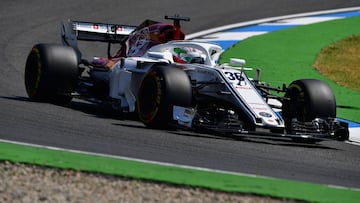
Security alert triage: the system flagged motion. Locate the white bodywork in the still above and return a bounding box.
[108,40,284,129]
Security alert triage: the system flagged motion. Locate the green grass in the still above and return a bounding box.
[1,141,360,203]
[220,16,360,123]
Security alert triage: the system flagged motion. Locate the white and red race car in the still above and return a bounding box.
[24,15,349,142]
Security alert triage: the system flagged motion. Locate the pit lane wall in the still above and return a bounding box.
[187,7,360,144]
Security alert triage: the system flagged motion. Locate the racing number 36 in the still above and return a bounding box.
[224,71,244,81]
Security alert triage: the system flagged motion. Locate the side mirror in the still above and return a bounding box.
[230,58,246,67]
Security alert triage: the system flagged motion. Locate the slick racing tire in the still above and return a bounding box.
[137,65,192,128]
[282,79,336,133]
[25,44,78,104]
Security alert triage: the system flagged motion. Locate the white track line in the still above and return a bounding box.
[186,7,360,39]
[0,138,260,178]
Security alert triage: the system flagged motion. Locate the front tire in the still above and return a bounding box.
[24,44,78,104]
[137,65,192,128]
[282,79,336,133]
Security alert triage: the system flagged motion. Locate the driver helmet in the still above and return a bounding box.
[173,47,206,64]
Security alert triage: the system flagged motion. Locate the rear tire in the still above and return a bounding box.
[137,65,192,128]
[282,79,336,133]
[25,44,78,104]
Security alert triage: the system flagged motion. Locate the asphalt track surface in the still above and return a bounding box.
[1,0,360,188]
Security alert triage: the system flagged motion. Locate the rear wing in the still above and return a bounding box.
[61,20,137,48]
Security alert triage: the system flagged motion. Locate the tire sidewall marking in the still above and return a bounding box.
[139,70,163,123]
[27,47,42,97]
[288,83,308,121]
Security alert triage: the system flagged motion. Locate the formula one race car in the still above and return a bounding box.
[24,15,349,142]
